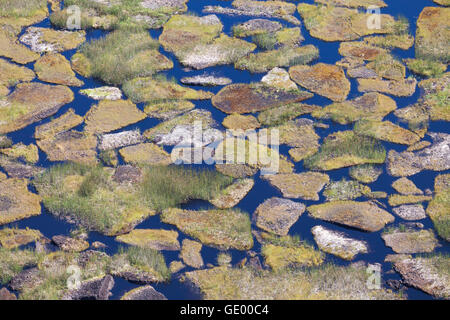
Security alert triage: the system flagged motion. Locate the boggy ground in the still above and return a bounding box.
[0,0,449,301]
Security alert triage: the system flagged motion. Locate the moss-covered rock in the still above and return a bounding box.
[84,99,146,134]
[0,30,40,64]
[404,58,447,78]
[0,228,43,249]
[382,228,438,254]
[222,114,260,133]
[116,229,180,251]
[304,131,386,171]
[144,100,194,121]
[34,108,83,140]
[289,63,350,102]
[388,194,432,207]
[366,53,406,81]
[393,254,449,299]
[392,177,423,195]
[339,41,387,61]
[119,143,172,166]
[0,143,39,164]
[215,163,258,179]
[364,34,414,50]
[312,92,396,125]
[261,67,298,91]
[258,103,320,127]
[20,27,85,52]
[51,235,89,252]
[235,45,319,73]
[0,178,41,225]
[323,178,371,201]
[79,87,122,101]
[180,239,204,269]
[415,7,450,63]
[311,225,368,260]
[161,208,253,250]
[233,19,282,37]
[357,78,417,97]
[212,83,312,114]
[263,172,329,200]
[34,53,83,87]
[0,82,74,134]
[0,247,40,285]
[210,178,254,209]
[0,0,48,34]
[427,174,450,241]
[0,58,35,88]
[254,197,305,236]
[354,120,421,145]
[121,285,167,300]
[308,200,394,232]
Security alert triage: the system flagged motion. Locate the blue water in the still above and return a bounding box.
[1,0,449,300]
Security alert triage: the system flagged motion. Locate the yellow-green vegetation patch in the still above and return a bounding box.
[161,207,253,250]
[119,143,172,166]
[182,263,401,300]
[144,100,194,120]
[0,228,43,249]
[354,120,421,146]
[232,19,282,38]
[415,7,450,63]
[36,130,98,164]
[416,73,450,122]
[382,228,438,254]
[0,178,41,225]
[34,108,83,140]
[357,78,417,97]
[289,63,350,102]
[304,130,386,171]
[392,177,423,195]
[338,41,387,61]
[258,103,320,127]
[235,45,319,73]
[427,174,450,241]
[366,54,406,81]
[312,92,397,125]
[260,234,323,271]
[79,30,171,85]
[277,120,320,149]
[222,114,261,133]
[298,3,396,42]
[0,0,48,34]
[0,143,39,163]
[0,58,35,88]
[210,178,254,209]
[323,178,371,201]
[123,77,213,104]
[0,247,40,285]
[180,239,204,269]
[0,30,40,64]
[364,34,414,50]
[263,172,329,201]
[388,194,432,207]
[34,53,83,87]
[116,229,180,251]
[404,59,447,78]
[84,99,146,134]
[308,200,394,232]
[0,82,74,134]
[212,83,313,114]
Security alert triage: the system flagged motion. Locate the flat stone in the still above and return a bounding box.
[278,119,320,149]
[35,53,83,86]
[161,208,253,250]
[215,163,258,179]
[0,228,43,249]
[0,82,74,134]
[121,285,167,300]
[382,229,438,254]
[0,157,42,179]
[415,7,450,63]
[0,30,40,64]
[393,205,427,220]
[261,67,298,91]
[181,75,232,86]
[311,225,368,260]
[393,255,450,299]
[233,19,282,37]
[392,177,423,195]
[84,100,146,134]
[212,83,313,114]
[116,229,180,251]
[112,165,143,184]
[357,78,417,97]
[347,66,378,79]
[0,58,35,88]
[254,197,305,236]
[169,261,186,274]
[312,92,397,125]
[0,178,41,225]
[79,86,122,100]
[387,133,450,176]
[263,172,329,200]
[63,275,114,300]
[180,239,204,269]
[34,108,83,140]
[354,120,420,145]
[427,174,450,242]
[289,63,350,102]
[98,130,144,151]
[258,103,321,127]
[144,100,195,120]
[388,194,432,207]
[339,41,387,61]
[323,179,371,201]
[52,235,89,252]
[222,114,260,133]
[0,143,39,164]
[119,143,171,166]
[308,200,395,232]
[20,27,86,53]
[210,178,254,209]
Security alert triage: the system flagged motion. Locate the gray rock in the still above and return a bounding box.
[181,75,232,86]
[63,275,114,300]
[112,165,142,184]
[0,288,16,300]
[393,204,427,220]
[121,285,167,300]
[98,130,144,151]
